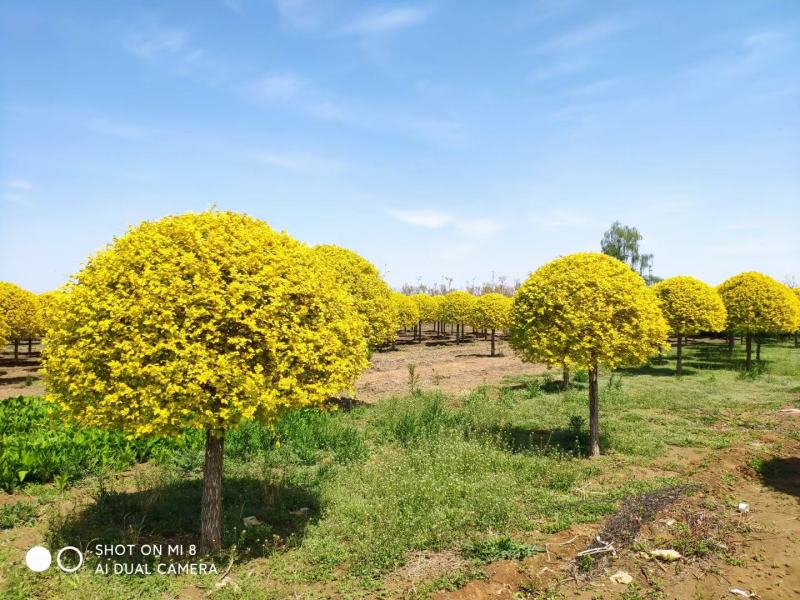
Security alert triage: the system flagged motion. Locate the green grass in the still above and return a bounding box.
[1,339,798,599]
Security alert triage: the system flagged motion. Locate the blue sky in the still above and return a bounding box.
[1,0,798,293]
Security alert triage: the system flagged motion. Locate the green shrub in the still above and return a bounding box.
[463,536,544,563]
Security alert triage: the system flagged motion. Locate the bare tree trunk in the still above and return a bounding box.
[756,337,761,361]
[745,333,752,371]
[456,323,461,344]
[27,337,32,355]
[562,366,570,390]
[490,328,496,356]
[14,340,19,360]
[728,332,734,352]
[676,333,683,376]
[201,429,225,552]
[588,366,600,458]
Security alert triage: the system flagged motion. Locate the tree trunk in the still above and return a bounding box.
[727,332,734,352]
[562,366,570,390]
[456,323,461,344]
[14,340,19,360]
[27,337,32,355]
[745,333,752,371]
[588,366,600,458]
[676,333,683,376]
[490,329,496,356]
[756,337,761,361]
[200,429,225,552]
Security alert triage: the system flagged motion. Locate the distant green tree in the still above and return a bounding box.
[600,221,656,283]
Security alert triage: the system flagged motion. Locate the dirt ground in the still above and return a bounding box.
[1,331,547,402]
[434,412,800,600]
[0,343,44,400]
[356,329,547,402]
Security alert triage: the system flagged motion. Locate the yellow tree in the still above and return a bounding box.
[0,312,9,349]
[430,294,444,338]
[794,288,800,347]
[313,245,395,350]
[510,253,667,457]
[653,276,727,375]
[473,293,512,356]
[410,293,437,342]
[439,291,476,344]
[717,272,799,370]
[43,212,368,551]
[393,292,420,332]
[0,282,39,359]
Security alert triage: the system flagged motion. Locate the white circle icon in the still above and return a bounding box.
[26,546,52,572]
[56,546,84,573]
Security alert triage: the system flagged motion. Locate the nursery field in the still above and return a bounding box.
[0,338,798,599]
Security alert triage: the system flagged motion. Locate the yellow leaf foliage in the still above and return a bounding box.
[652,276,727,336]
[794,289,800,331]
[473,293,512,330]
[509,252,668,370]
[0,282,40,340]
[410,294,437,322]
[438,290,476,324]
[717,272,800,334]
[37,291,63,335]
[392,292,420,329]
[313,244,396,349]
[0,313,8,347]
[42,211,368,438]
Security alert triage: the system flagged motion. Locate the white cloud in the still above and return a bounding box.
[339,7,432,35]
[533,19,629,55]
[4,179,34,192]
[124,24,226,85]
[3,179,34,206]
[88,118,153,140]
[125,27,189,59]
[253,152,344,175]
[388,209,454,229]
[274,0,326,29]
[572,78,619,97]
[455,218,502,235]
[223,0,244,14]
[243,74,308,102]
[388,209,503,235]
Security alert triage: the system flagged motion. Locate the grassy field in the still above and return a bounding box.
[0,338,798,599]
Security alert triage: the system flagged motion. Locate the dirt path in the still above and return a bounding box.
[436,413,800,600]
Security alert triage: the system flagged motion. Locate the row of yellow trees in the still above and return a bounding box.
[0,283,59,359]
[1,211,799,550]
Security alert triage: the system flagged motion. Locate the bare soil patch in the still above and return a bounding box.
[0,344,44,400]
[356,329,547,402]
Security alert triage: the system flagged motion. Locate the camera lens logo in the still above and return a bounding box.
[25,546,84,573]
[25,546,51,572]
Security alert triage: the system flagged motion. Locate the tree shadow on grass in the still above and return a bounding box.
[617,362,691,377]
[47,476,321,564]
[758,457,800,499]
[487,425,606,458]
